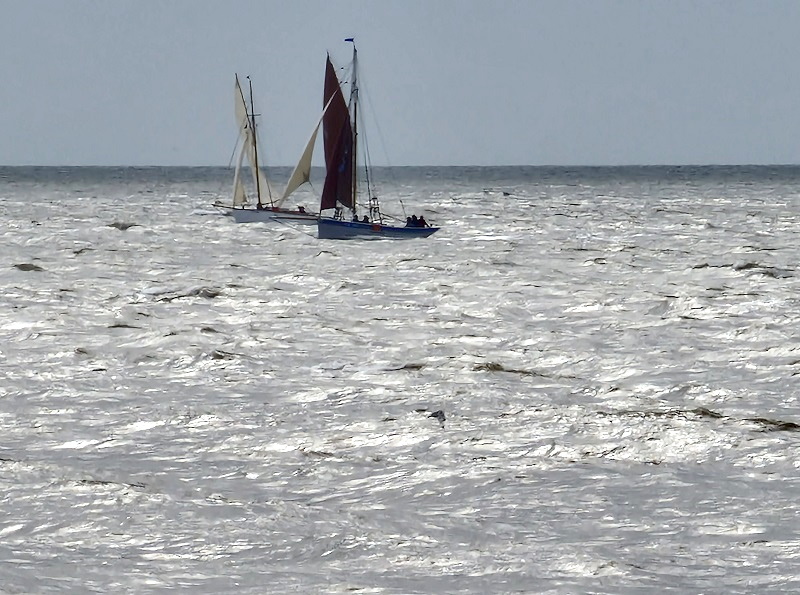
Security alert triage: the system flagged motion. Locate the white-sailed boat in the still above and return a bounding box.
[217,74,320,224]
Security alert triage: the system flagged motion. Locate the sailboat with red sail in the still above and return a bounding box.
[316,41,440,239]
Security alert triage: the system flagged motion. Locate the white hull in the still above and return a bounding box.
[221,207,318,225]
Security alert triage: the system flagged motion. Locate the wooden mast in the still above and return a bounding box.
[349,40,358,216]
[247,76,264,208]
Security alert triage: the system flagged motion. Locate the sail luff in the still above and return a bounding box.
[233,74,253,207]
[234,75,250,140]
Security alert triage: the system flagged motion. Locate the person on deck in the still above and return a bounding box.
[405,217,412,227]
[418,216,427,227]
[362,215,369,223]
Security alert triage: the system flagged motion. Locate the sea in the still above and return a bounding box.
[1,165,799,593]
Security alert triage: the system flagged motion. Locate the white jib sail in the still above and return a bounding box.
[232,141,249,207]
[277,95,336,207]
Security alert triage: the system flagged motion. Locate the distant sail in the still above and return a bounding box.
[234,75,250,139]
[279,95,336,205]
[232,141,249,206]
[320,55,353,211]
[244,135,275,200]
[234,75,276,204]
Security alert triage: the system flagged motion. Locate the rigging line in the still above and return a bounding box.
[219,135,245,202]
[382,214,405,225]
[356,72,406,219]
[227,134,242,168]
[353,75,380,210]
[360,106,375,202]
[360,76,400,189]
[398,197,408,218]
[253,126,274,205]
[270,216,318,238]
[329,54,353,95]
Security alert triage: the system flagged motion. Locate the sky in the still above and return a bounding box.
[2,0,800,167]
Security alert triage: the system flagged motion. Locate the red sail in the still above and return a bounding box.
[320,55,354,211]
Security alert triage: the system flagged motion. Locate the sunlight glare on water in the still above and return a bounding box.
[1,165,799,593]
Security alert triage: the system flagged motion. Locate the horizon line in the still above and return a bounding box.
[2,163,800,169]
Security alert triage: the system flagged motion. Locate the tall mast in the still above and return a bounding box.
[247,76,263,208]
[348,40,358,213]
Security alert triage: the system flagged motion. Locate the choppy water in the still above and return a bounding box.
[1,165,799,593]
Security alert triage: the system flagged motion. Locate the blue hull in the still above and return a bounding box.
[317,218,439,240]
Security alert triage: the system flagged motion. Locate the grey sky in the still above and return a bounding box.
[2,0,800,166]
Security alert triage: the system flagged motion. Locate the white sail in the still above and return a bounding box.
[278,95,336,207]
[234,76,250,139]
[234,74,276,206]
[245,133,276,202]
[232,141,249,207]
[278,127,320,206]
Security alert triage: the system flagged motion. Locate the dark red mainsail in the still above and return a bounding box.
[320,55,354,211]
